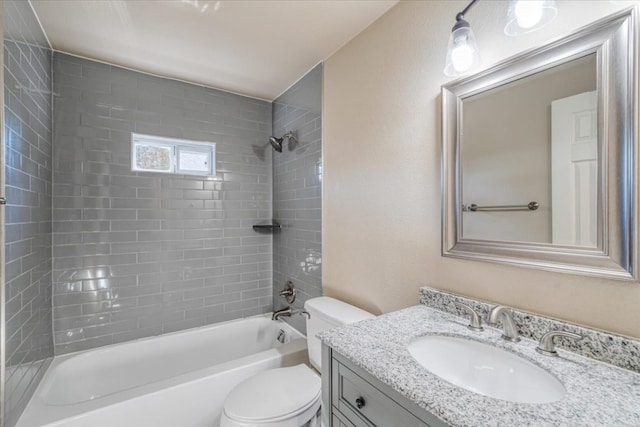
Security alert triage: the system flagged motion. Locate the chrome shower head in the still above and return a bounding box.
[268,131,297,153]
[269,136,283,152]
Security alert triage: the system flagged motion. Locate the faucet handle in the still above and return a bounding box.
[453,302,483,332]
[278,281,296,303]
[536,331,583,357]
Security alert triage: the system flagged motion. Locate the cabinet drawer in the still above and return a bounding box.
[332,360,428,427]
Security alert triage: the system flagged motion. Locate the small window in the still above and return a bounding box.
[131,133,215,176]
[133,142,173,173]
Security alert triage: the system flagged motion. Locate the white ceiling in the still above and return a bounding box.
[30,0,397,100]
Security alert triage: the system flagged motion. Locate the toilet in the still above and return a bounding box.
[220,297,374,427]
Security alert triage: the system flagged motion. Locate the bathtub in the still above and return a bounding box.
[16,315,307,427]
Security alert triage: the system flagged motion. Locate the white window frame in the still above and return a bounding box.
[131,133,216,176]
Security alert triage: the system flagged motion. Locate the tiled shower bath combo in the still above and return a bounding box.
[2,1,323,425]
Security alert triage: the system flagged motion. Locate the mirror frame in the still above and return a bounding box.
[442,8,638,281]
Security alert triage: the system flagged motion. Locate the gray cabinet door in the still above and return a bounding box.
[325,347,450,427]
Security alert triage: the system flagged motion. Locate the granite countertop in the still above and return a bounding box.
[318,305,640,427]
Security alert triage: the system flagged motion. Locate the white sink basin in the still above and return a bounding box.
[407,335,566,404]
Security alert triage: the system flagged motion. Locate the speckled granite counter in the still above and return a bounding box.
[319,305,640,427]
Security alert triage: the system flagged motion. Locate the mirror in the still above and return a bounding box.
[442,9,638,280]
[461,54,598,246]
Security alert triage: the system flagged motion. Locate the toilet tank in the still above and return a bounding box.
[304,297,374,371]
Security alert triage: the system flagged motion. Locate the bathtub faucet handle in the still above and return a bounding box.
[279,281,296,304]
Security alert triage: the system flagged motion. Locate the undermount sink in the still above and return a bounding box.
[407,335,566,404]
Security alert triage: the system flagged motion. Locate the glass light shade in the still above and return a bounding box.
[444,25,482,77]
[504,0,558,36]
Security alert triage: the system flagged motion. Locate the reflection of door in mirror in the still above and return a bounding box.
[551,91,597,247]
[460,54,597,245]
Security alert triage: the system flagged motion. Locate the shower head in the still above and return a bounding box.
[268,131,297,153]
[269,136,283,152]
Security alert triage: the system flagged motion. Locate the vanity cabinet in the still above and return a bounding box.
[322,345,449,427]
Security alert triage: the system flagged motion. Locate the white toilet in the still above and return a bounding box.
[220,297,374,427]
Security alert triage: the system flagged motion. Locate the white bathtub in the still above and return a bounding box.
[16,315,307,427]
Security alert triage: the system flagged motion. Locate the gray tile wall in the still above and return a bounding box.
[3,1,54,425]
[52,53,273,354]
[272,64,322,334]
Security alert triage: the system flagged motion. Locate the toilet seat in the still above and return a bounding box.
[221,364,321,427]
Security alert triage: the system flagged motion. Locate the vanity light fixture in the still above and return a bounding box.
[443,0,481,76]
[504,0,558,36]
[444,0,558,77]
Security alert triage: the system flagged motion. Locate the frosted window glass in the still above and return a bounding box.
[131,133,215,176]
[134,144,172,171]
[178,149,211,173]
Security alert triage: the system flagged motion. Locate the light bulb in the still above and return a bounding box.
[515,0,544,29]
[451,44,474,72]
[443,23,481,77]
[504,0,557,36]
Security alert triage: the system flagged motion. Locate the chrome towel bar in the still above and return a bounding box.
[463,201,539,212]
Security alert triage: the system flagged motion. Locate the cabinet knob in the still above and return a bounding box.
[355,396,366,409]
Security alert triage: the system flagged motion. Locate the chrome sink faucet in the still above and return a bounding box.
[487,305,520,342]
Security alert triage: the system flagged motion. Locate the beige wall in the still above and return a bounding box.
[323,0,640,338]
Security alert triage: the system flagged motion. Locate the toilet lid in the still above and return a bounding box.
[224,364,321,422]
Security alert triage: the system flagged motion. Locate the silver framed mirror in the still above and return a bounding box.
[442,8,638,281]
